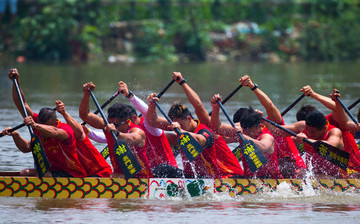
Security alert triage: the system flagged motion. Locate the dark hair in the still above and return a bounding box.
[108,103,130,120]
[357,107,360,123]
[305,110,326,129]
[296,105,317,121]
[168,103,193,120]
[233,106,261,129]
[124,104,137,117]
[38,108,57,124]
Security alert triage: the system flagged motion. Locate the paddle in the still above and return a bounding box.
[281,94,305,116]
[88,89,142,178]
[217,100,268,172]
[100,80,177,160]
[209,84,243,116]
[153,101,204,162]
[12,77,50,179]
[348,97,360,111]
[261,117,349,170]
[81,90,120,125]
[335,94,359,124]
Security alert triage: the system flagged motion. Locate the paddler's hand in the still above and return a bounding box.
[300,85,315,97]
[172,72,183,84]
[118,81,130,97]
[210,94,222,109]
[330,89,341,101]
[239,75,256,89]
[147,93,159,105]
[8,68,19,81]
[55,100,66,115]
[82,82,95,94]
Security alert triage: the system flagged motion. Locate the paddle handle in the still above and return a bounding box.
[348,97,360,111]
[12,77,33,134]
[209,84,243,116]
[81,90,120,125]
[281,94,305,116]
[217,99,245,141]
[88,89,118,140]
[156,79,176,99]
[153,101,181,135]
[336,96,358,124]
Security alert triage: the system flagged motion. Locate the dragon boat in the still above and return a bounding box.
[1,172,360,199]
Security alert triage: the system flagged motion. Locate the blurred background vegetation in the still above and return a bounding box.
[1,0,360,63]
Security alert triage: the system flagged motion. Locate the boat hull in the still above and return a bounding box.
[1,176,360,199]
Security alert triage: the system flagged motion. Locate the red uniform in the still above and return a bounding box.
[33,113,87,177]
[274,118,306,174]
[326,114,360,172]
[214,135,244,178]
[180,120,220,178]
[241,126,283,179]
[76,135,112,177]
[105,122,153,178]
[138,117,177,168]
[303,122,340,176]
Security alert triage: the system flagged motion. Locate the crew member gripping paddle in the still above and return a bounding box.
[12,75,50,178]
[88,89,142,179]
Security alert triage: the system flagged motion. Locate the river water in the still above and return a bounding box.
[0,61,360,223]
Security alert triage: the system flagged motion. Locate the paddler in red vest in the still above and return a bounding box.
[146,95,221,178]
[211,94,283,179]
[4,69,87,178]
[300,85,360,177]
[272,110,345,178]
[117,81,179,177]
[239,75,306,178]
[79,82,152,178]
[170,72,244,178]
[55,100,112,177]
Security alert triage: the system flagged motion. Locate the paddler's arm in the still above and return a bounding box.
[56,100,85,140]
[79,82,106,130]
[240,75,283,124]
[146,93,173,131]
[1,128,31,153]
[173,72,211,127]
[8,68,34,118]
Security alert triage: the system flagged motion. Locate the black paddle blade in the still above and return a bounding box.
[114,139,142,179]
[100,146,109,160]
[177,132,204,162]
[239,139,268,172]
[232,146,242,161]
[311,140,349,171]
[30,134,50,178]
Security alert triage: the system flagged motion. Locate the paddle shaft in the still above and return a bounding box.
[81,90,120,125]
[153,101,181,135]
[88,89,118,140]
[209,84,243,116]
[348,97,360,111]
[281,94,305,116]
[12,77,33,134]
[217,99,245,141]
[336,96,358,124]
[262,117,340,146]
[157,79,176,98]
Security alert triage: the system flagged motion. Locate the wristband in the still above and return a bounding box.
[126,90,134,99]
[179,79,187,86]
[115,130,120,137]
[251,83,258,91]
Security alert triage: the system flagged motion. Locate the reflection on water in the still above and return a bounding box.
[0,61,360,223]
